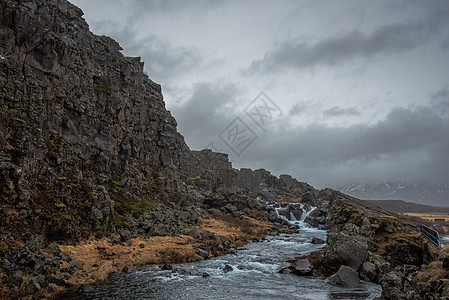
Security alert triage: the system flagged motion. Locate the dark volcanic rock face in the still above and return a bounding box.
[0,0,193,243]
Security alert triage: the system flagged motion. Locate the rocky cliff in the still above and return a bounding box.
[0,0,196,243]
[0,0,319,297]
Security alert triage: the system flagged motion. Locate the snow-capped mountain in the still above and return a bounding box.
[335,182,449,207]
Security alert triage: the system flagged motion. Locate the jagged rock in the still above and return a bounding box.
[196,248,209,259]
[161,264,173,270]
[360,262,377,282]
[381,271,406,299]
[201,230,215,239]
[118,230,131,243]
[78,285,94,294]
[325,265,360,287]
[215,236,230,245]
[185,228,201,239]
[442,255,449,270]
[48,245,62,256]
[311,237,325,244]
[227,248,237,255]
[304,207,328,228]
[279,267,292,275]
[223,265,233,273]
[321,229,368,274]
[26,277,42,294]
[277,203,303,221]
[292,259,313,276]
[69,260,81,270]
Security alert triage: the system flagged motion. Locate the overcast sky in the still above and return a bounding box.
[70,0,449,189]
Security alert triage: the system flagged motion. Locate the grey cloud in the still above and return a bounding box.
[250,24,419,73]
[87,20,203,83]
[323,106,360,117]
[73,2,206,84]
[232,103,449,187]
[128,0,225,18]
[443,37,449,51]
[432,86,449,102]
[249,4,449,73]
[124,36,202,82]
[171,82,241,149]
[289,101,320,116]
[431,86,449,114]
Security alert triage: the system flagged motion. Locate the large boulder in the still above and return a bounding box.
[311,237,325,244]
[325,265,360,287]
[304,207,328,228]
[380,271,406,299]
[360,262,377,282]
[321,229,368,274]
[292,259,313,276]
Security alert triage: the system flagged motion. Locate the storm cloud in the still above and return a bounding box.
[249,8,449,74]
[171,82,241,149]
[235,102,449,187]
[323,106,360,117]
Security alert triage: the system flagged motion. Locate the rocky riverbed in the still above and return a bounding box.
[61,211,383,300]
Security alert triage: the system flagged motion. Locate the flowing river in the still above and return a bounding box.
[64,210,382,300]
[441,234,449,246]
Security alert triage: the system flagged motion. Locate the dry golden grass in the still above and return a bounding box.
[416,260,448,282]
[59,235,199,286]
[441,245,449,254]
[276,196,302,203]
[374,232,421,257]
[404,212,449,222]
[57,216,275,288]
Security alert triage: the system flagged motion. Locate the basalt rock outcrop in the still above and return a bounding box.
[0,0,194,243]
[296,191,449,299]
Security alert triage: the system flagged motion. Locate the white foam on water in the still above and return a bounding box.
[441,235,449,245]
[271,202,317,227]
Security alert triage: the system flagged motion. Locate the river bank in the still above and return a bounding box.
[27,215,275,298]
[61,214,383,299]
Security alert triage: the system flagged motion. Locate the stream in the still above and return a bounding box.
[441,234,449,245]
[64,208,382,300]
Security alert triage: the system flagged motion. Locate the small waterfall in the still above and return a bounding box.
[274,206,291,222]
[289,211,297,222]
[271,202,316,227]
[299,203,313,222]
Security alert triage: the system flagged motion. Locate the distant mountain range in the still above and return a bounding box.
[335,182,449,207]
[364,200,449,214]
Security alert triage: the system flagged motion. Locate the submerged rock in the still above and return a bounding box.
[223,265,233,273]
[311,237,325,244]
[292,259,314,276]
[326,265,360,288]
